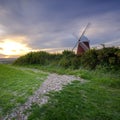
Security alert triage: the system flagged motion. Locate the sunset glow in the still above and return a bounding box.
[0,40,30,56]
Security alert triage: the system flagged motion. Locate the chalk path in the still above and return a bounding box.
[4,68,85,120]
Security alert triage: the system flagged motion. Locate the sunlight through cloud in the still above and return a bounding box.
[0,39,31,56]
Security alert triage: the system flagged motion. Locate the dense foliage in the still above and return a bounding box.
[14,47,120,70]
[13,51,61,65]
[81,47,120,70]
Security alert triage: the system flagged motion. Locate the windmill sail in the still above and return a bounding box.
[78,23,90,42]
[72,40,79,51]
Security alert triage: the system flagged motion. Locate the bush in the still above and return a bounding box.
[97,47,120,70]
[13,47,120,71]
[81,49,98,69]
[14,51,50,65]
[62,50,75,58]
[80,47,120,70]
[71,56,81,69]
[59,57,71,68]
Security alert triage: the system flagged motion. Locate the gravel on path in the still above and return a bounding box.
[4,71,85,120]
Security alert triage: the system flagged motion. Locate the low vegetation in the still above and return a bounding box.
[0,64,47,116]
[14,47,120,71]
[28,80,120,120]
[1,47,119,119]
[26,65,120,120]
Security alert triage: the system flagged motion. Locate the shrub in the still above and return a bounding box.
[62,50,75,58]
[59,57,71,68]
[13,47,120,71]
[81,49,98,69]
[71,56,81,69]
[97,47,120,70]
[14,51,50,65]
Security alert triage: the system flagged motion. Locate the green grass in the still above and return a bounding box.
[23,65,120,89]
[28,81,120,120]
[25,65,120,120]
[0,64,47,116]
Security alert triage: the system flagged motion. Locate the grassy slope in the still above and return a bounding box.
[27,65,120,120]
[0,64,47,116]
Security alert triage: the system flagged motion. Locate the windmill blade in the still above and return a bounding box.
[72,33,79,51]
[80,41,89,51]
[72,32,79,40]
[78,23,91,41]
[72,23,91,51]
[72,40,79,51]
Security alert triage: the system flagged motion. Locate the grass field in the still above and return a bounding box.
[28,81,120,120]
[0,64,120,119]
[0,64,47,116]
[26,65,120,120]
[25,65,120,89]
[10,48,120,119]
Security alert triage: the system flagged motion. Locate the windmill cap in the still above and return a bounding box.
[81,35,89,42]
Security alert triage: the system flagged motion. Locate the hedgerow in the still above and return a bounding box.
[13,47,120,71]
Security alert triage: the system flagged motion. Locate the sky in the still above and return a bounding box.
[0,0,120,58]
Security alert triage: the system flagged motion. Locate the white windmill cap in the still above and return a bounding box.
[81,35,89,42]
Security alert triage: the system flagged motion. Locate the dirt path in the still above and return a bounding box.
[4,68,85,120]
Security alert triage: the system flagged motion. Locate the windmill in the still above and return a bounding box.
[72,23,90,55]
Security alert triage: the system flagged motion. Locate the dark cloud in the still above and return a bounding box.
[0,0,120,54]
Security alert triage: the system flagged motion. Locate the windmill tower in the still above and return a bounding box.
[72,23,90,55]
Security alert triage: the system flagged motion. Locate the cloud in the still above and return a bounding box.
[0,47,3,50]
[0,53,20,58]
[70,11,120,46]
[0,53,7,58]
[0,0,120,57]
